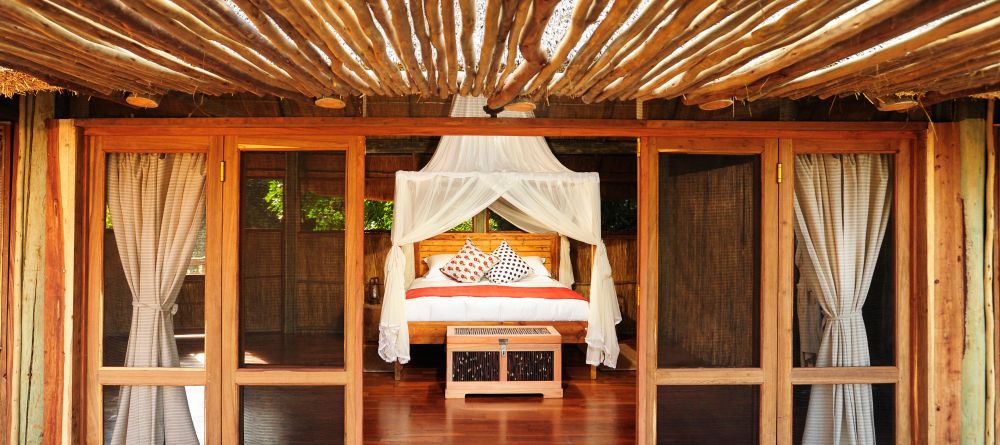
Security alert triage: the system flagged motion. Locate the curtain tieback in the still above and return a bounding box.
[133,301,179,315]
[824,312,862,323]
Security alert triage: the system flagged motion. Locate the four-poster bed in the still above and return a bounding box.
[399,232,595,379]
[378,96,622,374]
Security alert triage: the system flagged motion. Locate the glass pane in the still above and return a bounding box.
[103,385,204,445]
[103,153,207,368]
[658,154,761,368]
[792,154,895,367]
[657,385,759,444]
[241,386,344,444]
[793,384,894,444]
[240,152,346,367]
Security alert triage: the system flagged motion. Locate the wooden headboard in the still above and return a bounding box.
[414,232,560,279]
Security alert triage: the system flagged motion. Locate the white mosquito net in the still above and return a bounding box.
[378,95,622,368]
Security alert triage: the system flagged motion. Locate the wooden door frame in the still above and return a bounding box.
[69,118,928,445]
[81,132,365,444]
[777,139,913,445]
[83,134,224,444]
[640,137,779,444]
[639,134,917,444]
[220,134,364,445]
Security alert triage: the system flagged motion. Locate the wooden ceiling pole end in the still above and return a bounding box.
[505,96,536,112]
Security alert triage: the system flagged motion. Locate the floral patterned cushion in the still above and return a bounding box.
[440,239,497,283]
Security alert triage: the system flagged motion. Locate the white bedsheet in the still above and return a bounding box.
[404,276,589,322]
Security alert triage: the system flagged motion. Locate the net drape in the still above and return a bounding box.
[107,153,205,445]
[378,96,621,367]
[795,154,891,445]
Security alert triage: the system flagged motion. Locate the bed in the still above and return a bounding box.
[398,232,594,379]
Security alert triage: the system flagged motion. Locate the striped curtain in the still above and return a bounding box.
[794,154,892,445]
[107,153,206,445]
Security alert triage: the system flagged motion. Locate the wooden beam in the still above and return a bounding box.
[960,101,988,443]
[487,0,560,108]
[929,122,965,444]
[379,0,432,95]
[10,92,54,445]
[473,0,503,96]
[76,117,929,140]
[43,120,81,445]
[524,0,596,93]
[363,137,640,154]
[408,0,439,96]
[985,98,996,445]
[457,0,477,94]
[0,122,12,445]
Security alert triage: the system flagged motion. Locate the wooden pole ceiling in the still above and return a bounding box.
[0,0,998,108]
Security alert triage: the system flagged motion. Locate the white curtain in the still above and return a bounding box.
[379,95,620,367]
[795,154,892,445]
[107,153,206,445]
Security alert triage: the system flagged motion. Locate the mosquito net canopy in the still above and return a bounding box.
[379,95,622,368]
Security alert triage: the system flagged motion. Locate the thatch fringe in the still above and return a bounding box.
[0,67,61,97]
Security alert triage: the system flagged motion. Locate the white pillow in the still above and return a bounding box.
[522,256,551,278]
[422,254,455,279]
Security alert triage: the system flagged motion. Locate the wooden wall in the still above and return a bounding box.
[657,156,759,368]
[922,100,998,445]
[0,120,11,445]
[8,93,52,445]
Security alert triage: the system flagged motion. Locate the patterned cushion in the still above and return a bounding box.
[486,240,533,284]
[440,239,497,283]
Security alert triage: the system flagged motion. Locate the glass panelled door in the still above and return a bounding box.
[88,133,364,445]
[640,137,911,445]
[222,136,364,445]
[641,139,778,444]
[779,139,910,445]
[88,135,222,445]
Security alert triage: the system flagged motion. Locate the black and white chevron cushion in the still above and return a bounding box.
[486,240,532,284]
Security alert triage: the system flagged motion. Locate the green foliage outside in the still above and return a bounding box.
[207,178,636,233]
[255,178,397,231]
[601,199,637,232]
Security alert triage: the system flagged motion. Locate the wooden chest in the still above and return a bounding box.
[445,326,563,398]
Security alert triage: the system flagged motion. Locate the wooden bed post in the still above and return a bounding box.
[394,360,403,381]
[591,243,599,381]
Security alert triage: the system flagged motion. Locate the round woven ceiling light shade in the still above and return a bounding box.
[125,93,160,108]
[315,96,346,109]
[875,97,919,112]
[698,98,734,111]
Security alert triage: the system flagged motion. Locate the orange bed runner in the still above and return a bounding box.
[406,285,586,301]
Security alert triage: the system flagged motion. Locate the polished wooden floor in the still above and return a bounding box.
[364,368,636,444]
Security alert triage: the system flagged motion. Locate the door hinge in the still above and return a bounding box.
[777,163,783,184]
[636,138,641,158]
[220,161,226,182]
